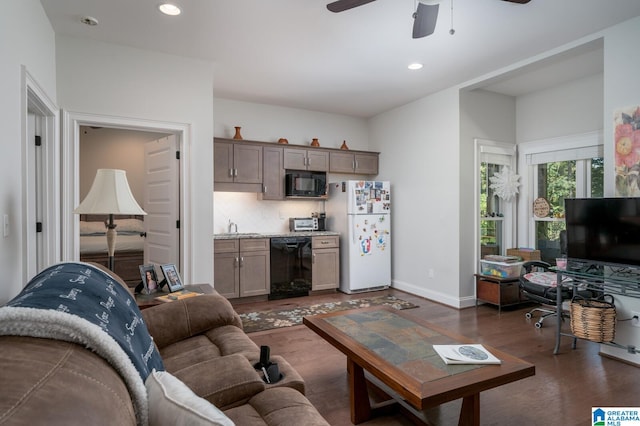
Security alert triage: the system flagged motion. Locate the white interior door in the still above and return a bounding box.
[144,135,179,268]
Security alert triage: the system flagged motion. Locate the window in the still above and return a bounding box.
[521,133,604,264]
[476,140,516,261]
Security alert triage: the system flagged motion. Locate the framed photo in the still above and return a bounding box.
[139,264,159,294]
[161,264,184,293]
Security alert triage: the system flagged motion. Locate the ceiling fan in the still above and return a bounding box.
[326,0,531,39]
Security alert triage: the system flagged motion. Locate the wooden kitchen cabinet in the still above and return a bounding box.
[261,146,284,200]
[214,141,263,191]
[329,151,378,175]
[214,238,270,299]
[283,147,329,172]
[312,235,340,291]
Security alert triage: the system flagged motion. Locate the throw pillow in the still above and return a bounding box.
[146,370,235,426]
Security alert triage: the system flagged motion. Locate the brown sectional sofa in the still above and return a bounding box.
[0,264,328,425]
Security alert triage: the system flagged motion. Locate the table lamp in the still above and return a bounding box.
[74,169,146,271]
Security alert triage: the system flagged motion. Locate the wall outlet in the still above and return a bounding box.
[631,311,640,327]
[428,268,434,278]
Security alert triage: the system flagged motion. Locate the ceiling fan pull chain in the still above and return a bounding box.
[449,0,455,35]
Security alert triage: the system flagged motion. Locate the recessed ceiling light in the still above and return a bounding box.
[408,63,423,70]
[81,16,99,26]
[158,3,181,16]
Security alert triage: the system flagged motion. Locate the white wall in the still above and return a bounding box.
[516,73,604,143]
[459,90,517,302]
[600,16,640,364]
[369,88,462,306]
[0,0,57,303]
[213,98,369,151]
[56,35,215,287]
[79,128,168,203]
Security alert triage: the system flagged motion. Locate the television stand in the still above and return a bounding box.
[553,265,640,355]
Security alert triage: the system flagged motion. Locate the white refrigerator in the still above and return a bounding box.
[326,181,391,293]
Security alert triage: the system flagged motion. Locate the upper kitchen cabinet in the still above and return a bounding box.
[329,151,379,175]
[214,139,263,192]
[261,145,284,200]
[283,147,329,172]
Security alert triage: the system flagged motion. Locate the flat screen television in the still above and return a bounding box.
[564,197,640,268]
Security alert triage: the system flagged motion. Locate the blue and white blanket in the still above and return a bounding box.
[0,262,164,425]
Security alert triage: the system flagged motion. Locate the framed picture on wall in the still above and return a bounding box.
[139,264,159,294]
[161,263,184,293]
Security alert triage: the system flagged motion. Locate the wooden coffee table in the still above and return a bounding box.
[303,306,535,425]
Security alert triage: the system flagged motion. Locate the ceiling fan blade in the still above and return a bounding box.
[412,2,439,39]
[502,0,531,3]
[327,0,377,13]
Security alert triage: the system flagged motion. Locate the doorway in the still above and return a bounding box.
[61,112,191,283]
[78,127,179,284]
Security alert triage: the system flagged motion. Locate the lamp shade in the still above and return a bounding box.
[74,169,146,215]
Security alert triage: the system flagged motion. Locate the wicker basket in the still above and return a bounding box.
[570,295,616,343]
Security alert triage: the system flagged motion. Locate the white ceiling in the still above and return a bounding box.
[40,0,640,118]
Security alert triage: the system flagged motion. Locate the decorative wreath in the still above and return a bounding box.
[489,167,521,201]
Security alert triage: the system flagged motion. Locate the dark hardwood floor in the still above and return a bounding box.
[232,289,640,426]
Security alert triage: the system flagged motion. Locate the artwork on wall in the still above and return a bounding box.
[614,105,640,196]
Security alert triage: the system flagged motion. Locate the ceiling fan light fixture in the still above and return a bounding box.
[158,3,181,16]
[408,63,423,70]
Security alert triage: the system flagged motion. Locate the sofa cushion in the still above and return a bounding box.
[224,387,330,426]
[160,335,222,372]
[142,294,243,349]
[146,370,234,426]
[172,353,266,410]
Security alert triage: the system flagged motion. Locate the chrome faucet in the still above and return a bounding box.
[228,220,238,233]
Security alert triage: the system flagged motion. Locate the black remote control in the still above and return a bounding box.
[260,345,270,367]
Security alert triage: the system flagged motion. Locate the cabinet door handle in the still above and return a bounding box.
[228,168,233,177]
[234,168,238,177]
[321,240,329,245]
[355,160,359,170]
[263,185,267,193]
[313,253,316,264]
[234,256,239,267]
[239,256,244,266]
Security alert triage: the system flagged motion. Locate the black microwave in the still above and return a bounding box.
[285,171,327,197]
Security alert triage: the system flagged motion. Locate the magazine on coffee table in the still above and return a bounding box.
[433,344,501,365]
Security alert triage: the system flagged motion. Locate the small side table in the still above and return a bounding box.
[474,274,523,314]
[134,283,215,309]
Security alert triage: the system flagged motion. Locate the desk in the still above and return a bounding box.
[304,306,535,425]
[554,266,640,355]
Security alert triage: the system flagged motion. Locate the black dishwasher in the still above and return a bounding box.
[269,237,312,300]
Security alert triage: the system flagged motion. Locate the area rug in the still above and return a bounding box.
[239,296,418,333]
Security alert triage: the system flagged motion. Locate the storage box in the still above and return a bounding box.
[479,259,524,279]
[506,248,541,261]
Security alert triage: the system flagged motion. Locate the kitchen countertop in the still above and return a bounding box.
[214,231,339,240]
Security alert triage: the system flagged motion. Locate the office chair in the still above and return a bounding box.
[519,260,595,328]
[520,260,567,328]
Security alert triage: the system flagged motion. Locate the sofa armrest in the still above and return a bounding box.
[142,294,243,349]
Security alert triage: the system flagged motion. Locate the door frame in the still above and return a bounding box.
[21,66,59,283]
[61,111,192,282]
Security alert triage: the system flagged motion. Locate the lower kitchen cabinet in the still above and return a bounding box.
[312,235,340,291]
[214,238,270,298]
